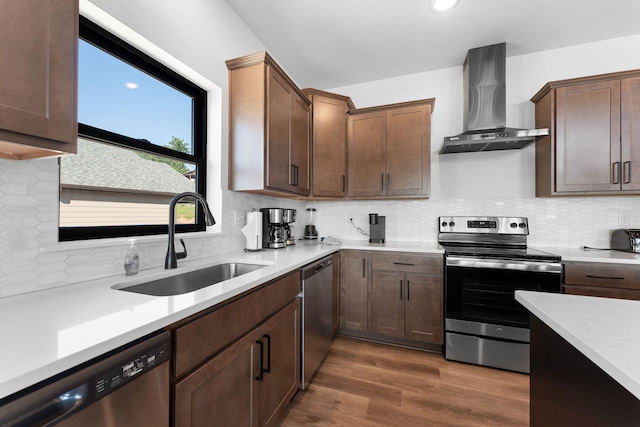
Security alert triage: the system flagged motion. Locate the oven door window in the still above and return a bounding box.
[445,266,561,328]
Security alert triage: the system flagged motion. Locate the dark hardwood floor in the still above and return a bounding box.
[278,336,529,426]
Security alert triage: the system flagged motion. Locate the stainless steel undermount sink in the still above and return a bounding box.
[112,262,267,296]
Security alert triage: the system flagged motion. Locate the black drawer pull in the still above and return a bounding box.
[263,334,271,373]
[393,262,416,266]
[586,274,625,280]
[255,339,264,381]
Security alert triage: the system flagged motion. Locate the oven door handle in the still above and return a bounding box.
[446,256,562,273]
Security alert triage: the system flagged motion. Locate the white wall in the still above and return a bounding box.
[310,35,640,246]
[0,2,639,298]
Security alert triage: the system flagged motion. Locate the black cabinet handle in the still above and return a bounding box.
[393,262,415,266]
[255,339,264,381]
[400,280,403,300]
[407,280,410,300]
[291,165,299,186]
[341,174,346,192]
[587,274,624,280]
[362,259,366,278]
[380,173,384,191]
[263,334,271,373]
[612,162,621,184]
[624,161,631,184]
[387,173,390,191]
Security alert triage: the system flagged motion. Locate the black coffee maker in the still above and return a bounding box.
[369,213,385,243]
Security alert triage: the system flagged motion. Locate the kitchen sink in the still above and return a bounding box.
[112,262,268,296]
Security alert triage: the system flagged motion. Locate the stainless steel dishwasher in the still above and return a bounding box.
[300,255,334,389]
[0,331,170,427]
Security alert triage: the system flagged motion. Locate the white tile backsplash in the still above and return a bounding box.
[0,157,638,298]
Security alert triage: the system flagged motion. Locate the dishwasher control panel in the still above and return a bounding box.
[94,340,169,398]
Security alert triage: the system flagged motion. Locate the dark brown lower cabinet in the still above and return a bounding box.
[369,271,442,344]
[530,315,640,426]
[174,299,299,427]
[339,250,369,331]
[339,250,443,350]
[563,261,640,301]
[174,328,259,426]
[259,300,299,427]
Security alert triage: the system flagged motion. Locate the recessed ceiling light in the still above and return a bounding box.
[431,0,458,12]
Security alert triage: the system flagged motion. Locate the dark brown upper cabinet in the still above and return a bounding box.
[532,70,640,196]
[227,52,311,197]
[347,99,434,199]
[302,88,354,199]
[0,0,78,160]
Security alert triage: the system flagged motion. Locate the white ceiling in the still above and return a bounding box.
[223,0,640,89]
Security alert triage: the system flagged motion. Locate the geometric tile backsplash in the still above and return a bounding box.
[0,157,638,298]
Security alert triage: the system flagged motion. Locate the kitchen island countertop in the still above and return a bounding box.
[515,290,640,400]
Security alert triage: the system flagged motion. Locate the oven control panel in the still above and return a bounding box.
[439,216,528,235]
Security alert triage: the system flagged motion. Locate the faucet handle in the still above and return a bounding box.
[177,238,187,260]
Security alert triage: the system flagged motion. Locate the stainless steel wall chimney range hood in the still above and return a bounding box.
[440,43,548,154]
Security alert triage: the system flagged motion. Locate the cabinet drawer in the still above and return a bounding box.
[371,252,442,274]
[174,271,300,378]
[564,284,640,301]
[564,262,640,290]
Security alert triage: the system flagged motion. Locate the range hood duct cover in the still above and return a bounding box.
[440,43,548,154]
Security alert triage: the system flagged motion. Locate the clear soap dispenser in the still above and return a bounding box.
[124,239,140,276]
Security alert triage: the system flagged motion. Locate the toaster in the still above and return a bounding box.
[611,229,640,253]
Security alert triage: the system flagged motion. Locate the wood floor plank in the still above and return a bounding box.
[278,336,530,426]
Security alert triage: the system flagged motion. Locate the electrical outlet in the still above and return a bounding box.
[618,211,631,226]
[234,210,246,226]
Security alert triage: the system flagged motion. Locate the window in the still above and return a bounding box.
[60,17,207,241]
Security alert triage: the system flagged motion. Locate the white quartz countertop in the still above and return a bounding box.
[1,236,637,401]
[0,239,444,400]
[538,246,640,264]
[515,290,640,400]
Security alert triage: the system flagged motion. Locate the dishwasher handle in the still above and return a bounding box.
[4,384,89,427]
[301,256,333,281]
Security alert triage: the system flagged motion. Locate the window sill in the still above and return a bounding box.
[41,230,226,253]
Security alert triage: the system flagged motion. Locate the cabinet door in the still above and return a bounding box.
[385,105,431,196]
[404,273,443,344]
[174,329,261,427]
[0,0,77,159]
[266,66,293,192]
[555,80,621,192]
[348,112,386,197]
[339,251,369,330]
[259,299,300,427]
[369,271,405,338]
[290,93,311,195]
[621,76,640,191]
[311,95,348,197]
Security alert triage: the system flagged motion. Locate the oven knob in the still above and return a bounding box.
[510,222,517,228]
[519,223,526,228]
[449,221,455,227]
[441,221,448,227]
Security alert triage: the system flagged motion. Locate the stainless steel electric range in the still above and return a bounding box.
[439,216,562,373]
